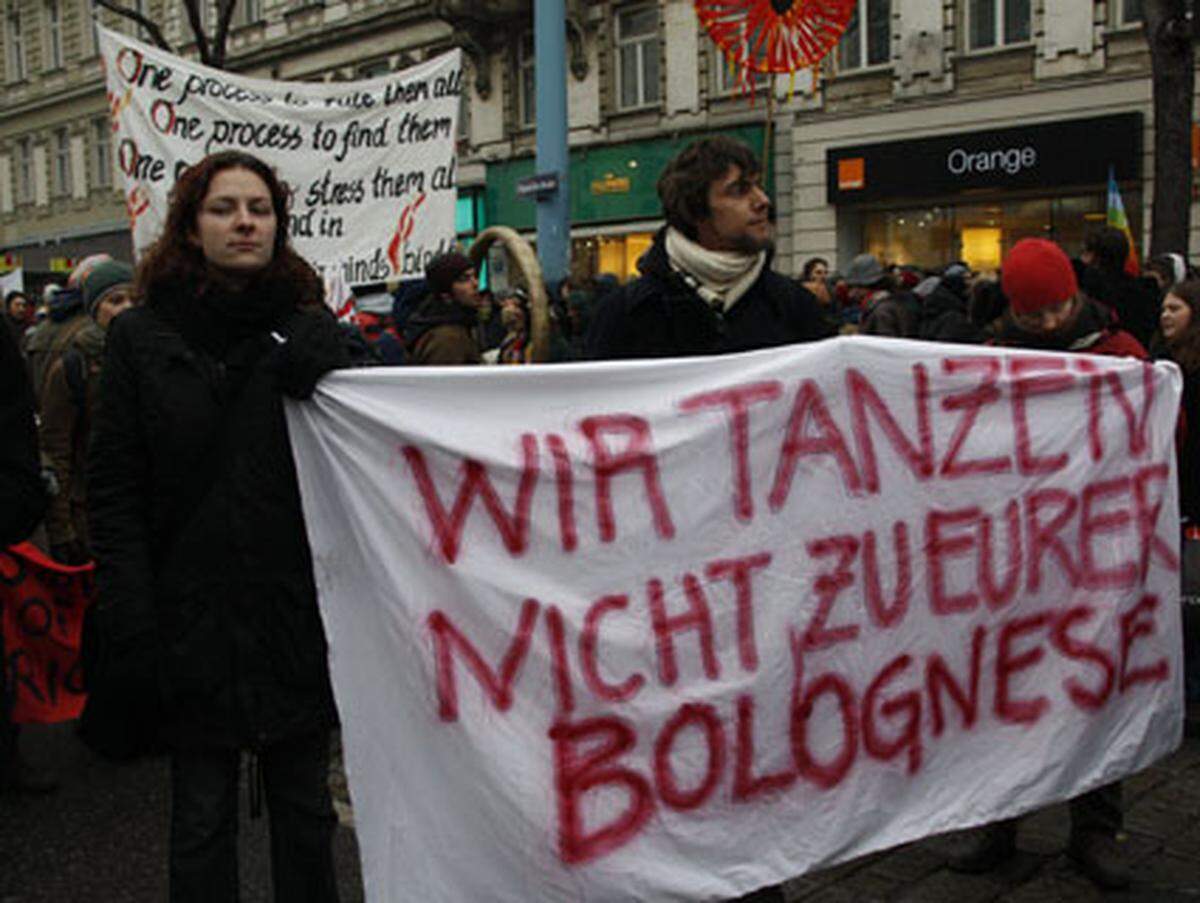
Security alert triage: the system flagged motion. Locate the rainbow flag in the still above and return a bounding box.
[1107,166,1140,276]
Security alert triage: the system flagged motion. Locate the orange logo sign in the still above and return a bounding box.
[838,157,865,190]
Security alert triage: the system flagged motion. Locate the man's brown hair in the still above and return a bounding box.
[657,136,761,240]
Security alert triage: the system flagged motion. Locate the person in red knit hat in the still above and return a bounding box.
[950,237,1144,890]
[991,237,1146,358]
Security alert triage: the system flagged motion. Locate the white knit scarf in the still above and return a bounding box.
[664,227,766,313]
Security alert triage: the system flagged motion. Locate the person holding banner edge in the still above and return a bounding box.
[948,237,1149,890]
[85,150,349,902]
[587,135,833,902]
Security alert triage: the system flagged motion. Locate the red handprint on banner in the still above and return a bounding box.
[126,185,150,230]
[387,191,426,274]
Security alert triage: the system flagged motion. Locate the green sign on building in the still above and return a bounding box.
[485,126,768,232]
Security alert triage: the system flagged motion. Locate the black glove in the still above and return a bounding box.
[273,308,352,400]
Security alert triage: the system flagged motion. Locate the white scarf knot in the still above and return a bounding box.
[664,227,766,314]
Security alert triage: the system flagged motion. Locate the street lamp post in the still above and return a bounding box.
[534,0,569,287]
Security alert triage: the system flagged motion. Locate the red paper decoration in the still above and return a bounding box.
[695,0,856,77]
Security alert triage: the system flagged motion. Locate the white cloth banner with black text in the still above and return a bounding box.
[286,336,1185,902]
[98,26,460,284]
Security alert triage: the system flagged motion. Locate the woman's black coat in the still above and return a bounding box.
[87,289,348,750]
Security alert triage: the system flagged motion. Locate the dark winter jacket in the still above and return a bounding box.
[1079,265,1160,351]
[86,282,350,751]
[586,230,833,359]
[0,316,46,545]
[916,283,983,344]
[404,294,481,365]
[991,297,1148,360]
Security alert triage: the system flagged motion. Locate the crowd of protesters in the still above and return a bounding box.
[1,136,1199,902]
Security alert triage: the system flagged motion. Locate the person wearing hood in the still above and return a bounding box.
[405,251,483,365]
[584,135,830,903]
[951,238,1143,891]
[38,259,134,564]
[586,136,831,361]
[851,253,921,337]
[1079,226,1159,349]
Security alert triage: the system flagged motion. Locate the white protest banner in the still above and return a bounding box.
[98,26,461,284]
[0,268,24,296]
[286,337,1185,901]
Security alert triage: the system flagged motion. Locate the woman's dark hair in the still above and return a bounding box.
[135,150,322,306]
[1161,280,1200,373]
[657,136,761,241]
[802,257,828,280]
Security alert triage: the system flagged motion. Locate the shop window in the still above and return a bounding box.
[966,0,1030,51]
[52,127,70,197]
[518,31,535,126]
[595,232,653,282]
[6,4,26,82]
[93,117,111,189]
[1119,0,1143,25]
[837,0,891,72]
[44,0,63,70]
[615,4,660,110]
[859,191,1137,273]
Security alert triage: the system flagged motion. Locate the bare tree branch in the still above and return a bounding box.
[180,0,213,66]
[92,0,173,53]
[212,0,239,69]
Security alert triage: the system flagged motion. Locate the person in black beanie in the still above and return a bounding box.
[404,250,483,365]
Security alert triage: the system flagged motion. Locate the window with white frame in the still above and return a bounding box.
[130,0,147,37]
[6,4,26,81]
[16,137,32,203]
[713,48,768,94]
[518,31,535,126]
[967,0,1030,50]
[615,4,659,110]
[1120,0,1143,25]
[357,58,390,78]
[457,85,468,140]
[52,127,70,196]
[837,0,891,71]
[44,0,63,70]
[93,117,111,188]
[80,0,98,56]
[234,0,261,27]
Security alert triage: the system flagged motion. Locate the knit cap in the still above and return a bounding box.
[424,252,473,297]
[1001,239,1077,315]
[80,259,134,316]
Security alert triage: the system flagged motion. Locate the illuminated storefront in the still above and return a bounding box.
[825,113,1142,273]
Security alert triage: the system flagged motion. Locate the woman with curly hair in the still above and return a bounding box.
[1152,281,1200,718]
[85,151,348,902]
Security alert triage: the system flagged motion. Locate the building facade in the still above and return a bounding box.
[0,0,1195,291]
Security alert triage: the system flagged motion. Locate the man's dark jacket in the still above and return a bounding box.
[0,318,46,544]
[87,291,348,751]
[586,230,834,359]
